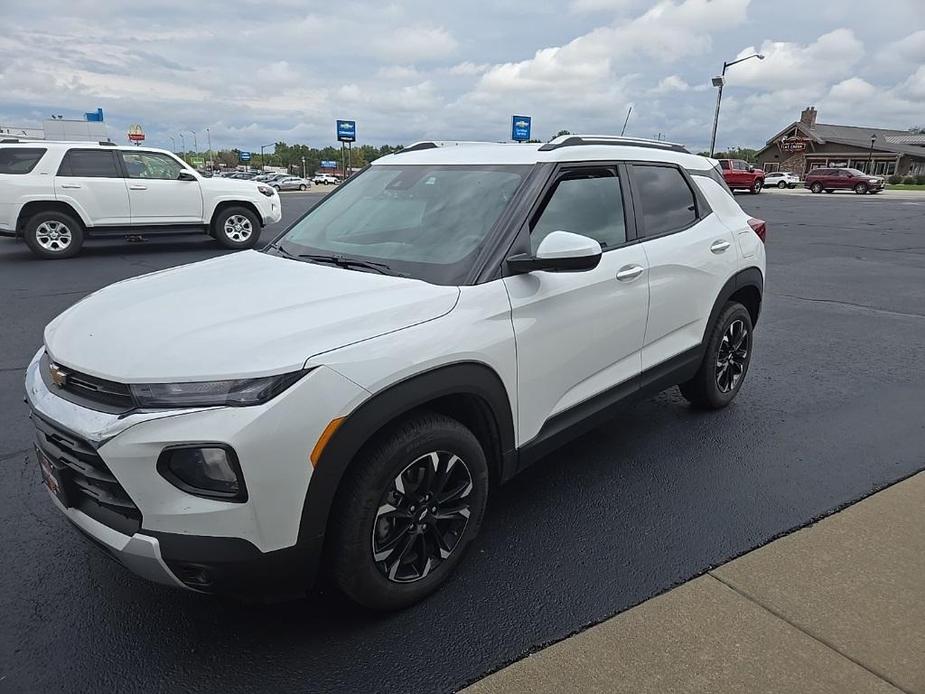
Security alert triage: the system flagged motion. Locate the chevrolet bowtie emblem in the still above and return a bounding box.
[49,363,68,388]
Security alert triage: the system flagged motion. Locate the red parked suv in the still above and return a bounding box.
[717,159,765,194]
[804,168,884,195]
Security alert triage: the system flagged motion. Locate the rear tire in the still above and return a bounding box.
[328,412,489,610]
[679,302,753,410]
[810,182,823,193]
[23,210,85,259]
[212,206,261,250]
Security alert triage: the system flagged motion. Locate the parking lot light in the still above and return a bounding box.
[709,53,764,157]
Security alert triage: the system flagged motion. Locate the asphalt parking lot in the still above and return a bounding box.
[1,190,923,693]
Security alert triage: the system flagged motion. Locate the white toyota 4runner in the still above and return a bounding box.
[0,139,282,258]
[26,136,766,609]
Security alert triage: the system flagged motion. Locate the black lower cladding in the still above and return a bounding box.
[147,529,324,600]
[31,412,141,536]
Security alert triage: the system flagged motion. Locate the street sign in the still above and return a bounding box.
[511,115,532,142]
[127,124,145,143]
[321,160,337,168]
[239,151,252,162]
[337,120,356,142]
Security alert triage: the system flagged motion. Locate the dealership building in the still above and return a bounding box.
[755,107,925,177]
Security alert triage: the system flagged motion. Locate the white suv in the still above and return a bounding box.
[25,135,766,609]
[0,140,282,258]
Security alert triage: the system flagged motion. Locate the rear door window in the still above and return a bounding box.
[0,147,47,174]
[632,164,698,238]
[57,150,121,178]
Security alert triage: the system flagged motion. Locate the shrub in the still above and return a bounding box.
[915,174,925,185]
[902,176,917,185]
[887,174,902,184]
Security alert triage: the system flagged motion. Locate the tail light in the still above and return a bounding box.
[748,217,767,243]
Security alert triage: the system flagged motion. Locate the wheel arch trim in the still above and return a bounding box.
[296,361,516,546]
[703,267,764,344]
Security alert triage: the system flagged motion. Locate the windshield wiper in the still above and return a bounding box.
[297,253,405,276]
[266,242,298,259]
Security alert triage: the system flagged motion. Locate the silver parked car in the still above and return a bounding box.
[271,176,311,191]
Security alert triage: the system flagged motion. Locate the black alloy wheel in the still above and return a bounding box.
[715,319,749,394]
[371,451,474,583]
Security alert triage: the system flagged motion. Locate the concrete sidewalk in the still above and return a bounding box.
[465,472,925,694]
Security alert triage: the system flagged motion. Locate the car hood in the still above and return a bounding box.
[201,177,264,194]
[44,251,460,383]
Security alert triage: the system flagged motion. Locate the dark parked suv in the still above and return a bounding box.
[804,168,884,195]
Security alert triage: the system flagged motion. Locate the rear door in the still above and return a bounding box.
[54,149,130,226]
[629,163,738,371]
[119,150,203,224]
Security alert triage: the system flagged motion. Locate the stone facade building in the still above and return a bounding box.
[755,107,925,178]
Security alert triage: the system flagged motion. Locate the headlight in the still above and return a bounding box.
[868,179,879,184]
[130,370,308,408]
[257,184,275,197]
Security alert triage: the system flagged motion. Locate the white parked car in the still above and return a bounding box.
[763,171,801,189]
[312,173,339,185]
[26,135,766,609]
[0,140,282,258]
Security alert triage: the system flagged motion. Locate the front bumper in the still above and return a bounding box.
[262,196,282,225]
[25,349,368,598]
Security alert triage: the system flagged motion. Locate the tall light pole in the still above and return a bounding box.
[189,130,198,157]
[260,143,274,171]
[709,53,764,157]
[179,133,186,157]
[866,134,876,174]
[206,127,212,169]
[169,135,176,153]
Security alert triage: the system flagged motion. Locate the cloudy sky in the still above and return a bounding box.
[2,0,924,153]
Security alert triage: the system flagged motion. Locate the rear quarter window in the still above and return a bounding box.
[0,147,47,174]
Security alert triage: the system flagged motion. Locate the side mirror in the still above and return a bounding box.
[748,165,756,172]
[506,231,603,274]
[178,170,197,181]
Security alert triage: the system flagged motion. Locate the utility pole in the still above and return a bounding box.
[710,53,764,157]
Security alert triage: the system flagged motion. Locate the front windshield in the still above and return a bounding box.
[273,164,529,285]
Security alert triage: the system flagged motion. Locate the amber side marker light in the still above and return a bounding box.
[310,417,345,466]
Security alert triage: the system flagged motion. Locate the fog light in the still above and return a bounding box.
[157,446,247,502]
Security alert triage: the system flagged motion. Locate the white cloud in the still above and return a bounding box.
[724,29,864,91]
[371,25,458,64]
[569,0,637,13]
[447,61,490,76]
[651,74,690,94]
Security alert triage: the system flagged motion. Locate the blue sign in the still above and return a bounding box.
[512,115,532,142]
[337,120,356,143]
[84,108,104,122]
[239,151,251,162]
[320,160,337,168]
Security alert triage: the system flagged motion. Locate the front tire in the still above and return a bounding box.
[23,210,85,259]
[328,412,489,610]
[212,206,261,249]
[299,184,306,191]
[750,179,763,194]
[679,302,753,409]
[854,183,868,195]
[777,181,787,189]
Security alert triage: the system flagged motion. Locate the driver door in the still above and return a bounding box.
[503,165,649,446]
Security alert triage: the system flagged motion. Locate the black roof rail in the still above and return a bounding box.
[1,138,21,143]
[398,141,440,153]
[98,140,116,146]
[539,135,689,154]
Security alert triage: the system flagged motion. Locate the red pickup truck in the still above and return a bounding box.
[717,159,765,194]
